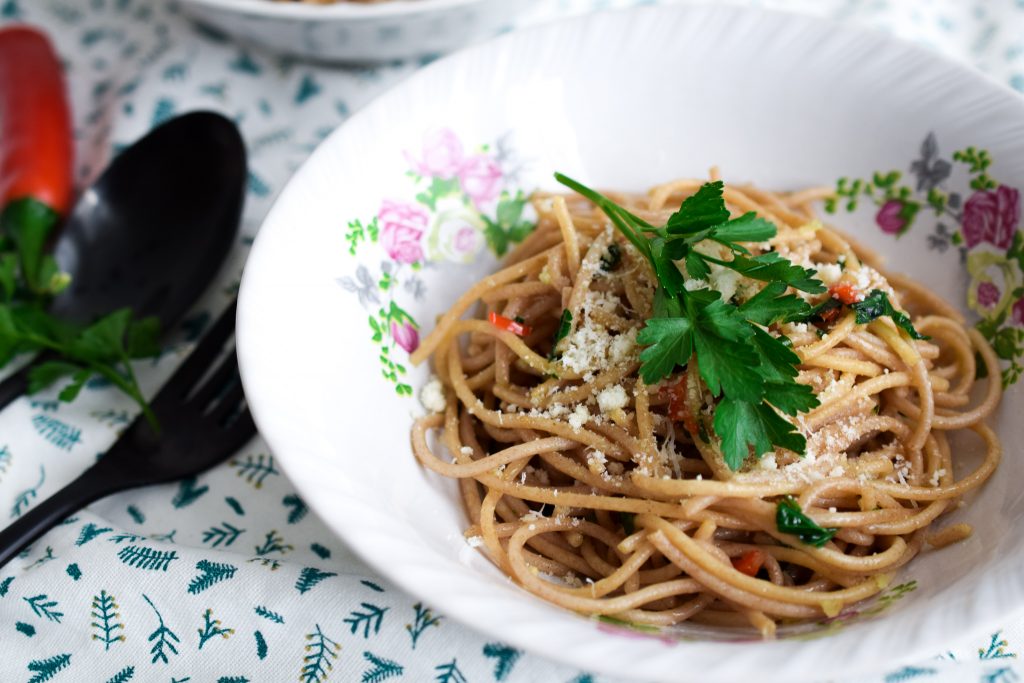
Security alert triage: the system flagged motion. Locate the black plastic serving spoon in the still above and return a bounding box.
[0,111,246,406]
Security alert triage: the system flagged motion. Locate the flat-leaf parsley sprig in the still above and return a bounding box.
[554,173,826,470]
[0,203,160,427]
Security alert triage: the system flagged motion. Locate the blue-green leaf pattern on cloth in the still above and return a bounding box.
[1,1,1024,682]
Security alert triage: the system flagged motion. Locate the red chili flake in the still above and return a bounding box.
[731,549,765,577]
[829,282,861,305]
[488,311,532,337]
[664,376,699,436]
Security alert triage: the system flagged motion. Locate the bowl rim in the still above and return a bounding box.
[178,0,493,21]
[237,3,1024,681]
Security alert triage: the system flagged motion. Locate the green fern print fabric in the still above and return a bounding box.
[2,1,1024,681]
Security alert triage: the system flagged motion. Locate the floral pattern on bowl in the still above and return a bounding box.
[338,127,535,395]
[828,133,1024,387]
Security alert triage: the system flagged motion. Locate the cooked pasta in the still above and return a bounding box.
[409,172,1002,638]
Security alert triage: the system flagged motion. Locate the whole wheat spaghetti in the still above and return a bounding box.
[409,173,1002,638]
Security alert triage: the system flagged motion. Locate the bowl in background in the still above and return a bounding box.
[178,0,539,62]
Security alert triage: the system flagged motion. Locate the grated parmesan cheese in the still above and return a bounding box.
[610,328,638,363]
[419,375,447,413]
[596,385,628,414]
[816,262,842,285]
[560,291,638,375]
[568,404,590,431]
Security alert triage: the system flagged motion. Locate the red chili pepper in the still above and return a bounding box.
[0,26,74,294]
[664,375,699,436]
[829,282,861,306]
[488,311,532,337]
[731,549,764,577]
[0,26,73,215]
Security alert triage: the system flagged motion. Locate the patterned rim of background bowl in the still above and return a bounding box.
[180,0,499,19]
[237,5,1024,682]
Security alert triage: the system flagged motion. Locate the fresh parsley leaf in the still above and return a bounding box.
[714,399,806,470]
[126,317,161,358]
[70,309,132,363]
[748,326,801,383]
[11,304,77,347]
[58,368,93,402]
[850,289,929,340]
[554,309,572,344]
[0,305,22,366]
[27,360,82,393]
[652,288,684,319]
[636,317,694,384]
[0,253,17,302]
[665,181,730,234]
[775,497,838,548]
[712,212,777,245]
[684,250,711,281]
[693,326,762,402]
[739,282,814,325]
[549,308,573,361]
[724,252,826,294]
[763,380,819,416]
[698,298,753,342]
[649,237,688,295]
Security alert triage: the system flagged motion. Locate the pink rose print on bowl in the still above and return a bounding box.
[390,320,419,354]
[379,200,428,265]
[962,185,1020,250]
[875,200,903,235]
[976,281,1001,309]
[832,135,1024,387]
[341,127,535,396]
[407,128,464,179]
[459,154,503,210]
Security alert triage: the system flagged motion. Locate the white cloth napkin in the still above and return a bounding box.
[1,1,1022,681]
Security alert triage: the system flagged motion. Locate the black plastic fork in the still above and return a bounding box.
[0,300,255,568]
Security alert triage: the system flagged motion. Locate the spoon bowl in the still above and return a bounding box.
[49,111,246,325]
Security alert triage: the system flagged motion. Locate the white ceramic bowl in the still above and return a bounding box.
[237,5,1024,682]
[178,0,539,62]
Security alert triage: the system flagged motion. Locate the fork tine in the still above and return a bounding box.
[209,374,245,425]
[190,345,239,409]
[155,299,237,404]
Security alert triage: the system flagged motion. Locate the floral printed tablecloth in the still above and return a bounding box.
[1,1,1023,682]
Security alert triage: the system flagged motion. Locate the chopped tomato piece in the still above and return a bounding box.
[819,304,844,325]
[488,311,532,337]
[829,282,861,305]
[731,549,764,577]
[664,376,699,436]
